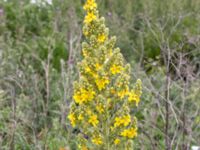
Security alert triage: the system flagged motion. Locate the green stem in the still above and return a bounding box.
[106,99,110,150]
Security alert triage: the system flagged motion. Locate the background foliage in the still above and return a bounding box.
[0,0,199,149]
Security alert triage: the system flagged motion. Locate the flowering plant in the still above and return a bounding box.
[68,0,142,149]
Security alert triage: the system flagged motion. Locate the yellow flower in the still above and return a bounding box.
[114,138,120,145]
[121,127,137,138]
[118,89,129,99]
[108,49,113,56]
[97,34,106,43]
[122,115,131,126]
[114,115,131,127]
[95,63,101,71]
[83,0,97,11]
[84,12,97,24]
[92,136,103,145]
[73,88,95,104]
[82,49,88,57]
[68,113,76,127]
[83,30,89,36]
[69,0,142,148]
[128,90,140,106]
[88,114,99,126]
[121,129,128,137]
[95,77,109,91]
[116,85,129,98]
[114,117,123,127]
[86,108,92,115]
[96,104,104,113]
[110,64,122,75]
[78,114,84,121]
[85,66,92,73]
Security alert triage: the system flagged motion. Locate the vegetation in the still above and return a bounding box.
[68,0,141,149]
[0,0,199,149]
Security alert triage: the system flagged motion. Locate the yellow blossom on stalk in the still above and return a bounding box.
[86,109,92,115]
[128,79,142,106]
[92,136,103,145]
[114,138,120,145]
[83,0,97,11]
[88,114,99,126]
[122,115,131,126]
[121,127,137,138]
[114,117,123,127]
[85,66,91,73]
[82,49,88,57]
[84,12,96,24]
[78,114,84,121]
[128,90,140,106]
[95,63,101,71]
[110,64,122,75]
[97,34,106,43]
[96,104,104,113]
[95,77,109,91]
[108,49,113,57]
[73,88,95,105]
[68,0,142,149]
[68,113,76,127]
[83,30,89,36]
[114,115,131,127]
[118,88,129,99]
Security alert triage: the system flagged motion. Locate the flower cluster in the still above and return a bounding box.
[68,0,142,149]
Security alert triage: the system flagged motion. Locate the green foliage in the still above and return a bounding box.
[0,0,200,149]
